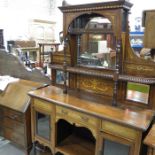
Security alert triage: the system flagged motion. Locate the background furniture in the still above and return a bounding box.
[0,49,51,84]
[38,43,60,67]
[7,40,38,66]
[144,124,155,155]
[143,10,155,48]
[0,80,44,154]
[0,29,4,49]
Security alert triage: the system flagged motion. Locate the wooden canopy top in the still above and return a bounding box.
[59,0,133,13]
[28,85,154,131]
[0,79,45,113]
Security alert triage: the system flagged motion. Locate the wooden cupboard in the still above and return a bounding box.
[0,80,44,154]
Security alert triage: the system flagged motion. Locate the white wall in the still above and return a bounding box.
[0,0,154,48]
[129,0,155,31]
[0,0,58,47]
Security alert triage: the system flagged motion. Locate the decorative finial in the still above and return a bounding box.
[62,0,69,6]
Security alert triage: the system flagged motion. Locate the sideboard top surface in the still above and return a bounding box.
[28,85,155,131]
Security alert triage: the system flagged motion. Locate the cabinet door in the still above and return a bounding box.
[31,99,55,154]
[35,111,51,140]
[97,132,133,155]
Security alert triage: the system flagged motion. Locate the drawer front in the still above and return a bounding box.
[3,128,25,147]
[33,99,54,113]
[3,117,24,135]
[101,120,138,140]
[4,109,24,123]
[56,106,99,127]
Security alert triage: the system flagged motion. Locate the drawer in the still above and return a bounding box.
[3,127,25,147]
[101,120,138,140]
[4,109,24,123]
[56,106,99,127]
[33,99,54,113]
[2,117,24,135]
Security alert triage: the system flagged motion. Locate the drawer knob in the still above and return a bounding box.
[9,115,18,119]
[61,109,68,115]
[80,116,89,122]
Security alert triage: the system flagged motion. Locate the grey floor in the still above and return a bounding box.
[0,142,52,155]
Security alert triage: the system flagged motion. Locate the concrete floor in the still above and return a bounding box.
[0,142,52,155]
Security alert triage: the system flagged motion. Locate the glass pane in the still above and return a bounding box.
[126,82,150,104]
[79,17,116,69]
[56,70,69,85]
[102,139,130,155]
[36,112,51,140]
[68,14,116,69]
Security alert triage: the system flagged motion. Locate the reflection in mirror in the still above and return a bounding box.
[126,82,150,104]
[36,112,51,140]
[79,17,116,69]
[68,14,116,69]
[56,70,69,85]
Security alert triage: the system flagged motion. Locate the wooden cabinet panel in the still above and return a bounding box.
[56,106,99,127]
[0,105,31,150]
[33,99,54,113]
[2,117,24,135]
[3,127,25,147]
[4,109,24,123]
[101,120,138,140]
[31,98,55,154]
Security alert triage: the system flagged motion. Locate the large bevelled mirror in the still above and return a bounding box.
[68,14,116,69]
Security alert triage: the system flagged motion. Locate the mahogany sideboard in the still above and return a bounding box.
[29,85,155,155]
[29,1,155,155]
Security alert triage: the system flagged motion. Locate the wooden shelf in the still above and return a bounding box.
[56,134,95,155]
[50,64,155,84]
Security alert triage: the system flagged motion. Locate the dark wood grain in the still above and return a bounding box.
[29,86,154,131]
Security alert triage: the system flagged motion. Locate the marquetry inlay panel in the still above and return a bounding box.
[77,75,114,96]
[124,64,155,76]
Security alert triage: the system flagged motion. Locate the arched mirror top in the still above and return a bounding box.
[68,14,116,69]
[68,13,113,33]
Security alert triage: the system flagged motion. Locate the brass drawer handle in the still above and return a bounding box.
[9,115,18,119]
[80,116,89,122]
[61,109,68,115]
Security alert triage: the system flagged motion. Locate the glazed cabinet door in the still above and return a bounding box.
[96,120,143,155]
[97,132,133,155]
[31,98,55,154]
